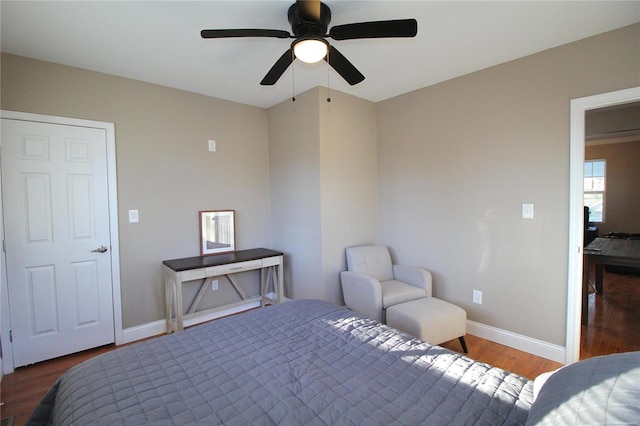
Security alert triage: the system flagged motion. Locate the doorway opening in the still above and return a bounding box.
[566,87,640,363]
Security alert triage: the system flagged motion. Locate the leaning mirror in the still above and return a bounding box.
[199,210,235,256]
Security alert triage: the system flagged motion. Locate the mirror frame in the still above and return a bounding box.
[199,210,236,256]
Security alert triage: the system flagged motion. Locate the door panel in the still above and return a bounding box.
[72,260,100,325]
[68,175,95,239]
[27,265,58,334]
[2,118,115,367]
[23,173,54,243]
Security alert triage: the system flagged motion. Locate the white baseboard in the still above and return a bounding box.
[122,300,262,344]
[466,320,566,364]
[122,319,167,344]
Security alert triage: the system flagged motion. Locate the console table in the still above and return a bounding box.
[163,248,284,332]
[582,238,640,325]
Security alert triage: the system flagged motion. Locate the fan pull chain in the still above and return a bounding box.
[326,49,331,103]
[292,51,296,102]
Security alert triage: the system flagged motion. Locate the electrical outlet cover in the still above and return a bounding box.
[473,290,483,304]
[128,209,139,223]
[522,203,534,219]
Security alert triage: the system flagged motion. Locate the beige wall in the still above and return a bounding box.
[319,90,378,304]
[268,87,378,304]
[268,89,324,300]
[1,54,272,328]
[585,141,640,235]
[376,23,640,346]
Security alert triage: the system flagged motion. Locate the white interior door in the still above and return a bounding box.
[2,118,115,367]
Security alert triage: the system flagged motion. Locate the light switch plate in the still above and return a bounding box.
[208,140,216,152]
[128,209,139,223]
[522,203,534,219]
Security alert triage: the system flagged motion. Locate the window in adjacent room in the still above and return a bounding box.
[584,159,606,223]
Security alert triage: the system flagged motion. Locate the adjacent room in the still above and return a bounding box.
[582,103,640,359]
[1,1,639,424]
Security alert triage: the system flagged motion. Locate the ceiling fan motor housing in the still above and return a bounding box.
[288,2,331,37]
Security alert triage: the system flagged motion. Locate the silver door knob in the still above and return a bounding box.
[91,245,108,253]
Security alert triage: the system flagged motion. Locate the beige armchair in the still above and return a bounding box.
[340,245,430,323]
[341,245,468,353]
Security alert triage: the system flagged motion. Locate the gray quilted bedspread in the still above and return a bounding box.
[28,300,533,425]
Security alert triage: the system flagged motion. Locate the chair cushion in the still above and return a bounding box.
[381,280,428,308]
[346,245,394,282]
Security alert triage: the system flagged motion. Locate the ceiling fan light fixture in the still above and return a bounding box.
[293,38,328,63]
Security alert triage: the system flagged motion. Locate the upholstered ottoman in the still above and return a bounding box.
[387,297,468,352]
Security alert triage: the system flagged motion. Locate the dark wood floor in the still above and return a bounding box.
[581,266,640,357]
[2,269,638,424]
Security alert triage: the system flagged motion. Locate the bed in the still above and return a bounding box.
[28,299,639,425]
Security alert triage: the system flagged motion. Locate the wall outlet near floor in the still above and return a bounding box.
[211,280,219,291]
[473,290,483,304]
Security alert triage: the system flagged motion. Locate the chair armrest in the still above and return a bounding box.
[340,271,384,322]
[392,265,432,296]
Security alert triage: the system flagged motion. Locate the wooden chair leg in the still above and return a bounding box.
[459,336,468,353]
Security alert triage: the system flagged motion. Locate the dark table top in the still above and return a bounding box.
[163,248,283,272]
[584,238,640,262]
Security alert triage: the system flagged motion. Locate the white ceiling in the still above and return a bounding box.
[2,1,638,108]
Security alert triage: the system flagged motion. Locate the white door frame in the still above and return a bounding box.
[566,87,640,364]
[0,110,122,374]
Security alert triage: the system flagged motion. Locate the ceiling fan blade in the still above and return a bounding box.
[201,29,291,39]
[329,19,417,40]
[296,0,321,21]
[260,49,294,85]
[325,45,365,86]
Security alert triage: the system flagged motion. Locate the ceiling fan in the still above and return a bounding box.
[201,0,417,86]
